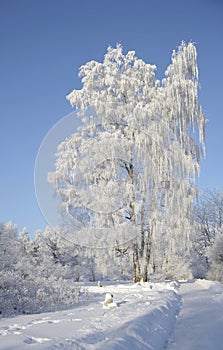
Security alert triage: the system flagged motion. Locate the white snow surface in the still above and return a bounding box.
[0,280,223,350]
[167,279,223,350]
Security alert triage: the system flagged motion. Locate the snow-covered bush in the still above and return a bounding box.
[0,270,81,316]
[190,254,208,279]
[0,222,82,317]
[155,253,193,281]
[33,227,97,282]
[193,189,223,278]
[206,233,223,282]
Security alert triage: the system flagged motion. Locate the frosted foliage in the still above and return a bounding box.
[207,233,223,282]
[0,222,18,270]
[163,43,203,145]
[49,42,205,279]
[0,223,82,317]
[192,189,223,279]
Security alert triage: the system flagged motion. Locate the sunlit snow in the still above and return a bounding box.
[1,280,223,350]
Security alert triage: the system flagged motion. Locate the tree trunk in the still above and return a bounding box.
[133,237,150,283]
[132,183,154,283]
[133,241,141,282]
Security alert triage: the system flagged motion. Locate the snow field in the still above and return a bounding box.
[2,280,223,350]
[0,281,181,349]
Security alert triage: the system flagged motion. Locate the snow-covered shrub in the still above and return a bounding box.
[160,255,193,281]
[207,233,223,282]
[91,245,133,281]
[32,227,96,282]
[190,240,209,279]
[193,189,223,279]
[190,255,208,279]
[0,222,83,317]
[0,270,81,316]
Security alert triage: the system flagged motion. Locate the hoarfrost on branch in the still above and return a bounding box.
[49,42,206,281]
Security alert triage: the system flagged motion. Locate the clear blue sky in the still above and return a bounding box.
[0,0,222,235]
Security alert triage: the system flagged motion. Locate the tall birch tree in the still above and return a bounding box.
[49,42,205,282]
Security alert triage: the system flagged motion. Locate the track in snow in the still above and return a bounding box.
[1,280,223,349]
[167,279,223,350]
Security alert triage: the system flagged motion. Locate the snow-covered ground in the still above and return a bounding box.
[1,279,223,350]
[167,279,223,350]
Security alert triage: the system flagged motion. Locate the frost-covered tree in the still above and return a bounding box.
[196,189,223,245]
[49,42,205,282]
[206,233,223,282]
[0,221,19,270]
[192,189,223,278]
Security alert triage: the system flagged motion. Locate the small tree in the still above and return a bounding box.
[49,42,205,282]
[207,233,223,282]
[193,189,223,278]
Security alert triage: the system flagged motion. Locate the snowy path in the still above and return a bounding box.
[1,280,223,350]
[167,280,223,350]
